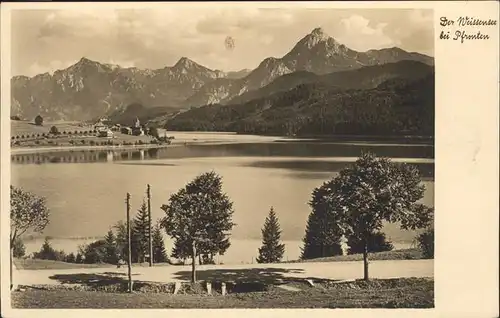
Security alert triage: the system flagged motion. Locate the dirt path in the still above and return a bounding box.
[14,259,433,286]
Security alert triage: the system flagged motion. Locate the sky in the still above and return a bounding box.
[10,7,434,77]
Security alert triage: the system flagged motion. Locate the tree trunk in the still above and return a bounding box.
[363,237,369,281]
[10,231,17,291]
[191,240,197,283]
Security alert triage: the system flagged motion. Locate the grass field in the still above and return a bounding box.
[11,277,434,308]
[10,120,157,148]
[11,120,91,137]
[14,249,425,271]
[14,258,172,270]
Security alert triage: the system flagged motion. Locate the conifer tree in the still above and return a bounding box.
[170,236,191,261]
[103,229,118,264]
[256,207,285,264]
[152,223,169,263]
[132,201,150,263]
[114,220,131,261]
[301,182,343,260]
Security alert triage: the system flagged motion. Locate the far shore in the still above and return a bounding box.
[10,143,173,155]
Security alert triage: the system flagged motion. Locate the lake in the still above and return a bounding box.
[11,132,434,264]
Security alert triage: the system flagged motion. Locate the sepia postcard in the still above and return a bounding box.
[1,2,498,318]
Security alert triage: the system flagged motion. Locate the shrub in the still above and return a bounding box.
[416,228,434,259]
[35,140,40,145]
[65,252,76,263]
[11,136,15,140]
[50,126,59,135]
[347,232,394,255]
[81,140,86,145]
[89,140,96,146]
[33,238,66,261]
[34,115,44,126]
[12,237,26,258]
[75,253,84,264]
[81,240,107,264]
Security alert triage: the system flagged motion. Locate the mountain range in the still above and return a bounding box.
[11,27,434,124]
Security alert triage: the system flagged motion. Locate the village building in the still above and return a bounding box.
[98,129,114,138]
[94,117,112,132]
[132,127,145,136]
[94,122,107,131]
[121,127,133,135]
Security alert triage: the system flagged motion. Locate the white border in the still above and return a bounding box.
[1,2,499,318]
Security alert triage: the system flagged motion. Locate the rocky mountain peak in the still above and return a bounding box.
[173,57,196,69]
[311,27,326,37]
[301,27,332,49]
[67,57,107,73]
[76,57,98,67]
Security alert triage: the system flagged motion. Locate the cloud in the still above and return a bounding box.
[336,15,397,50]
[10,8,434,76]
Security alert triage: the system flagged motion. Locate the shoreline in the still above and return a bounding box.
[10,143,176,155]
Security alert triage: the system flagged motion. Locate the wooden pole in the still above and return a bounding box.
[126,193,133,292]
[147,184,153,267]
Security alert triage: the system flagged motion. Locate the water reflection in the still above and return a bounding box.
[11,142,434,165]
[11,148,162,165]
[246,160,434,181]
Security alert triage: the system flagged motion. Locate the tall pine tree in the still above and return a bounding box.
[114,220,138,262]
[103,229,118,264]
[171,236,190,262]
[133,201,150,263]
[256,207,285,264]
[152,223,169,263]
[301,181,343,260]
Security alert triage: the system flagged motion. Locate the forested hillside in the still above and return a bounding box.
[167,74,434,137]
